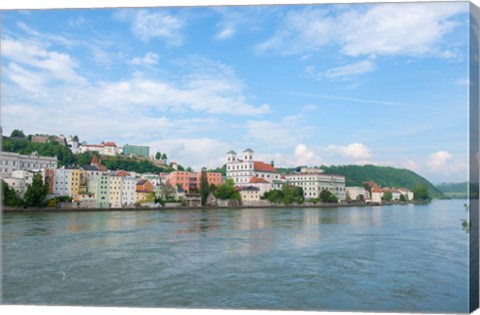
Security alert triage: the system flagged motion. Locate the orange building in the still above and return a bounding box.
[45,168,55,193]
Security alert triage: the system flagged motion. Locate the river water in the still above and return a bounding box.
[1,199,470,312]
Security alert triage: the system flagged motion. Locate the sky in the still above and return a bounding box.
[0,1,471,183]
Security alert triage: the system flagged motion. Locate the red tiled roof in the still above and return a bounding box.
[249,177,270,184]
[91,155,99,165]
[102,141,116,147]
[86,144,104,148]
[253,161,278,173]
[116,170,130,177]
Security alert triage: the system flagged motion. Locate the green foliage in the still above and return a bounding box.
[399,194,407,202]
[413,184,431,201]
[24,173,49,207]
[262,185,304,205]
[382,191,393,201]
[320,189,338,203]
[161,153,167,160]
[155,152,161,160]
[10,129,26,138]
[214,178,239,200]
[2,137,75,166]
[310,198,320,205]
[102,157,166,174]
[263,189,284,204]
[200,171,209,206]
[2,180,25,207]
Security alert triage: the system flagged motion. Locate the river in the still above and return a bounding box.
[1,199,469,312]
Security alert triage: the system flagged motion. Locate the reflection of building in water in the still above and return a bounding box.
[295,209,321,248]
[239,209,266,231]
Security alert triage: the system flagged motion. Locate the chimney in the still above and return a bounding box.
[271,160,274,167]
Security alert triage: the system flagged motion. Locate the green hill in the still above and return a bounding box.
[277,165,445,199]
[436,182,468,199]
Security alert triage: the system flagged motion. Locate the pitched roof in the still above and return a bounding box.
[243,148,254,153]
[91,155,99,165]
[115,170,130,177]
[102,141,116,147]
[81,165,99,171]
[249,176,270,184]
[253,161,278,173]
[227,150,237,154]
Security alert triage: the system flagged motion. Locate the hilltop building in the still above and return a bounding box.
[225,149,282,186]
[123,144,150,159]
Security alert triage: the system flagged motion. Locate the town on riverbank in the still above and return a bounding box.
[1,130,430,211]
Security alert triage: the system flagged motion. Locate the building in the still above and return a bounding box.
[3,170,42,197]
[346,187,370,201]
[284,168,346,201]
[238,186,261,203]
[123,144,150,158]
[79,141,121,156]
[136,180,154,203]
[166,170,223,193]
[93,173,110,208]
[53,168,72,197]
[225,149,282,186]
[108,175,123,208]
[1,151,57,177]
[247,177,272,197]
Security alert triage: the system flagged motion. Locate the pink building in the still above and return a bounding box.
[167,171,222,193]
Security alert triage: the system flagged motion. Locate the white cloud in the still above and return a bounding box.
[324,60,376,78]
[131,52,159,65]
[2,38,86,85]
[403,160,420,171]
[294,144,322,166]
[258,3,467,58]
[145,138,231,171]
[116,9,184,45]
[326,143,372,159]
[427,150,453,171]
[214,27,236,40]
[245,115,315,148]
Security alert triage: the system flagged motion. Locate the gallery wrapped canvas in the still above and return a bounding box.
[1,0,479,314]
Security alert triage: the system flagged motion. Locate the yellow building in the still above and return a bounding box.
[108,176,123,208]
[70,168,86,199]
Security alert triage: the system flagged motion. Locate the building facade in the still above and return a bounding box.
[225,149,282,186]
[123,144,150,158]
[1,152,57,177]
[285,169,346,201]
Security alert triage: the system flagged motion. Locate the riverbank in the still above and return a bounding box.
[0,201,419,213]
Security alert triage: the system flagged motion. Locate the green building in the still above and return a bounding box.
[123,144,150,158]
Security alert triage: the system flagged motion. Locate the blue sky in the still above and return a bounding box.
[0,2,471,183]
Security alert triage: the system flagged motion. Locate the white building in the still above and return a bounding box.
[121,176,137,207]
[226,149,282,186]
[78,141,120,156]
[1,152,57,177]
[346,187,370,201]
[284,168,346,201]
[53,168,72,197]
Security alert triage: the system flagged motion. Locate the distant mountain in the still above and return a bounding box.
[277,164,445,199]
[435,182,468,199]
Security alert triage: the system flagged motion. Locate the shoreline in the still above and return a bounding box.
[0,202,418,213]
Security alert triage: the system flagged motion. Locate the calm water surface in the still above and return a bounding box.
[1,200,469,312]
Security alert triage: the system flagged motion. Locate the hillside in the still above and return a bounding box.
[277,165,445,199]
[436,182,468,199]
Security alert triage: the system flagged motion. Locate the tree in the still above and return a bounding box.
[10,129,26,138]
[320,189,338,203]
[24,173,49,207]
[161,153,167,160]
[200,170,209,206]
[282,184,304,205]
[382,191,393,202]
[72,135,79,142]
[263,190,284,204]
[155,152,161,160]
[399,194,407,202]
[345,191,352,202]
[186,167,193,172]
[214,178,240,200]
[413,184,431,201]
[2,180,25,207]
